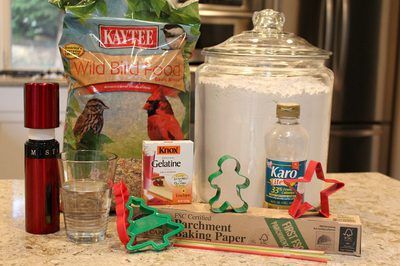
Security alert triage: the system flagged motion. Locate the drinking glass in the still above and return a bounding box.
[58,150,117,243]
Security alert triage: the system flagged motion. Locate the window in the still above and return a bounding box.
[0,0,63,71]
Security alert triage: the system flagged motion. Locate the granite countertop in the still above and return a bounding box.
[1,173,400,265]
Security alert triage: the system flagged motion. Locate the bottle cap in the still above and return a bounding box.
[24,83,59,129]
[276,103,300,118]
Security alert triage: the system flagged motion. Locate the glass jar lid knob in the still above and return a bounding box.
[253,9,285,33]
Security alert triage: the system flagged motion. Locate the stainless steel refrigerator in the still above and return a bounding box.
[267,0,399,173]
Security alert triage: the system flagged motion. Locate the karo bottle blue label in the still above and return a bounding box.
[265,159,306,207]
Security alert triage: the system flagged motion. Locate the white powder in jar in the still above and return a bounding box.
[195,75,332,207]
[199,75,329,96]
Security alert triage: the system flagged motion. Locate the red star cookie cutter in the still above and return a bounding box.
[284,160,345,219]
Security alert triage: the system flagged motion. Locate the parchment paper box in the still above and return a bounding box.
[150,203,362,256]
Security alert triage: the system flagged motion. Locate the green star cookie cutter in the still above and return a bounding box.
[208,155,250,213]
[125,196,184,252]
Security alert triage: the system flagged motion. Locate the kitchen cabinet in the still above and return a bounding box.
[0,85,67,179]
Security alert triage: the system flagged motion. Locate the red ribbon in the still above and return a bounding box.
[113,181,131,245]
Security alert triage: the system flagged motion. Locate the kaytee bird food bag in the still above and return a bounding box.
[51,0,200,197]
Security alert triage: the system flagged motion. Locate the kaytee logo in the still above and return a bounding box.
[99,25,158,48]
[157,146,180,155]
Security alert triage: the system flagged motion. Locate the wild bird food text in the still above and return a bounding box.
[72,60,182,77]
[69,51,185,91]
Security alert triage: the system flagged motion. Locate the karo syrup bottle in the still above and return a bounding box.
[264,103,309,209]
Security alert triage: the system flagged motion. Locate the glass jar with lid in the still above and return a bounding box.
[195,9,334,207]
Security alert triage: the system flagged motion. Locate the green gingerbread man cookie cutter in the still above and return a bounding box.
[208,155,250,213]
[125,196,184,252]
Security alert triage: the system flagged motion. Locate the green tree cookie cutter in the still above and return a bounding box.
[125,196,184,252]
[208,155,250,213]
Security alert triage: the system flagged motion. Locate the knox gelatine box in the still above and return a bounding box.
[142,140,193,205]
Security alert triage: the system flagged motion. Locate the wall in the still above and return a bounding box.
[0,85,67,179]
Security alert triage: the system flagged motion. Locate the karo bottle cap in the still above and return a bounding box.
[277,102,300,118]
[24,83,59,129]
